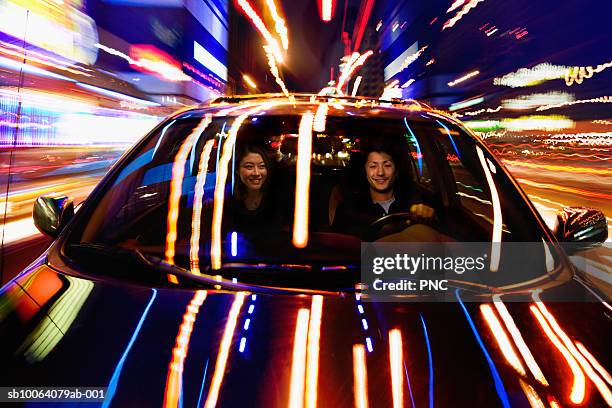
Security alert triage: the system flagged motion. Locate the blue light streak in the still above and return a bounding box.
[103,289,157,408]
[420,314,434,408]
[456,289,510,408]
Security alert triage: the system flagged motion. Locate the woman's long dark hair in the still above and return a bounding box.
[233,143,273,201]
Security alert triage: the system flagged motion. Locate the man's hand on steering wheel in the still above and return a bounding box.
[409,203,435,222]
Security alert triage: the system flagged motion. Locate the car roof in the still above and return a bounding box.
[171,93,463,126]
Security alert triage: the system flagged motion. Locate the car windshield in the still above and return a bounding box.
[64,104,561,290]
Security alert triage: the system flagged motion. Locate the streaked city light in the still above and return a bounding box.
[320,0,334,22]
[388,329,404,408]
[502,92,574,110]
[163,291,208,408]
[448,70,480,87]
[204,292,246,408]
[293,112,314,248]
[494,63,568,88]
[190,139,215,275]
[242,74,258,89]
[236,0,284,63]
[480,304,526,376]
[443,0,486,30]
[352,344,369,408]
[289,309,310,408]
[306,296,323,408]
[565,60,612,86]
[265,0,289,50]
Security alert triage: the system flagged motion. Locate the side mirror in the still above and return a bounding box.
[33,195,74,238]
[555,207,608,252]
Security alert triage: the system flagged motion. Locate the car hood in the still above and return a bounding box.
[1,264,610,407]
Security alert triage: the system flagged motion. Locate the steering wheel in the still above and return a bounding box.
[366,211,420,241]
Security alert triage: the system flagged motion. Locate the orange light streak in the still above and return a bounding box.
[166,116,212,265]
[353,344,369,408]
[163,291,208,408]
[518,379,546,408]
[236,0,284,63]
[565,60,612,86]
[448,70,480,87]
[265,0,289,50]
[534,301,612,405]
[306,295,323,408]
[515,178,612,200]
[289,309,311,408]
[313,103,328,132]
[575,341,612,386]
[210,104,276,269]
[293,113,314,248]
[480,304,526,376]
[492,298,548,385]
[190,139,216,275]
[389,329,404,408]
[204,292,246,408]
[336,51,374,94]
[264,45,291,97]
[530,305,585,404]
[351,76,363,96]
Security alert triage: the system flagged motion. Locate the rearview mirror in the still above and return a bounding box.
[33,195,74,238]
[555,207,608,252]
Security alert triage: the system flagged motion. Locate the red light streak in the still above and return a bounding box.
[352,0,375,52]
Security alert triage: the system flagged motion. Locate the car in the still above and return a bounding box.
[1,93,610,407]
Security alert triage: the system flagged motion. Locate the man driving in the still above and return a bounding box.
[332,140,436,239]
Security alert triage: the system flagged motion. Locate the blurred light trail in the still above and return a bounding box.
[533,299,612,405]
[502,116,574,131]
[388,329,404,408]
[264,45,291,97]
[448,70,480,87]
[447,0,469,13]
[375,20,382,31]
[293,113,314,248]
[492,297,548,386]
[163,291,207,408]
[76,83,160,107]
[321,0,334,22]
[522,182,611,204]
[401,79,415,88]
[565,60,612,86]
[518,379,545,408]
[95,43,189,82]
[575,341,612,386]
[306,295,323,408]
[336,51,373,94]
[236,0,284,63]
[449,97,484,111]
[289,309,310,408]
[352,0,375,52]
[205,292,246,408]
[442,0,485,30]
[494,63,567,88]
[398,45,428,74]
[352,344,369,408]
[1,216,41,245]
[313,103,328,132]
[0,55,75,82]
[503,92,574,110]
[190,139,215,275]
[480,304,526,376]
[242,74,258,89]
[530,305,585,404]
[476,146,501,272]
[0,42,92,77]
[507,161,612,176]
[351,76,363,96]
[265,0,289,50]
[536,95,612,111]
[165,115,212,266]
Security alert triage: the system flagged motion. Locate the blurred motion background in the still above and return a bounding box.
[1,0,610,286]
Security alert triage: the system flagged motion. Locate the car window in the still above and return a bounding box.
[66,109,556,289]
